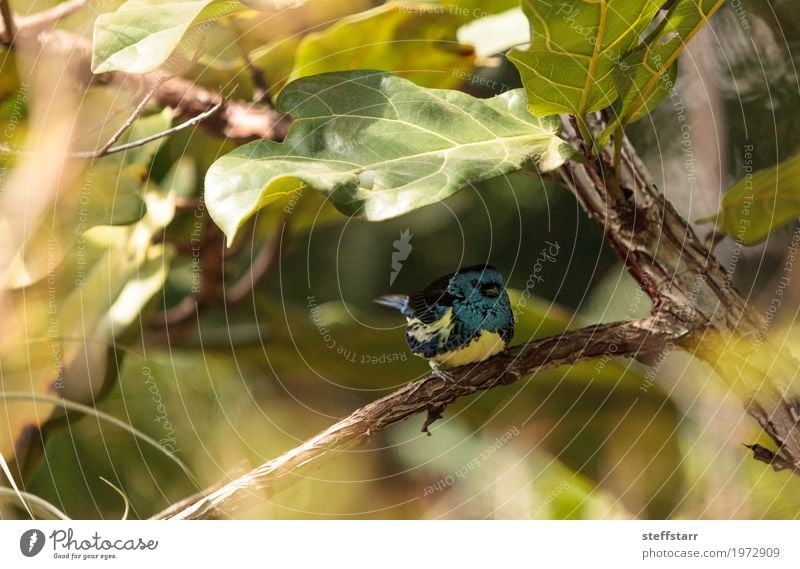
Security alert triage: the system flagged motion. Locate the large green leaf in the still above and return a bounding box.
[205,70,574,243]
[287,3,475,89]
[708,153,800,245]
[604,0,725,137]
[508,0,663,117]
[91,0,245,74]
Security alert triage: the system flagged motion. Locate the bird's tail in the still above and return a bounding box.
[374,294,409,312]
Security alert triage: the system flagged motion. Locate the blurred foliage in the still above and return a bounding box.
[2,0,800,523]
[285,3,476,89]
[704,153,800,244]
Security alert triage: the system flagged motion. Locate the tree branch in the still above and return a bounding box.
[559,114,800,475]
[155,318,678,519]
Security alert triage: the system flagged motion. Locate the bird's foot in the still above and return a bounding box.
[432,368,459,383]
[429,362,459,384]
[401,366,457,405]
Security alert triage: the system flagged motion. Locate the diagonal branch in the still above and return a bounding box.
[155,317,680,519]
[0,98,225,159]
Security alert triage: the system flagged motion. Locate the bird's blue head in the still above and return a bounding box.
[440,265,513,334]
[445,265,505,302]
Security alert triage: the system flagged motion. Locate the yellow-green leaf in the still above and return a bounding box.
[287,2,475,89]
[91,0,245,74]
[711,153,800,245]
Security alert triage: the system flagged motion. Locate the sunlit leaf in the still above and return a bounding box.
[91,0,245,74]
[613,52,677,127]
[205,70,574,243]
[2,164,143,288]
[508,0,663,116]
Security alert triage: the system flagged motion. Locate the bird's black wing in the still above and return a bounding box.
[407,272,458,324]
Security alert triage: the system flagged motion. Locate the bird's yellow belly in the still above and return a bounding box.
[430,330,506,367]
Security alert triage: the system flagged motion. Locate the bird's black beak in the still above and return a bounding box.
[482,283,501,298]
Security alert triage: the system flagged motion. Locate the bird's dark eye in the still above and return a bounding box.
[471,279,479,288]
[481,283,501,298]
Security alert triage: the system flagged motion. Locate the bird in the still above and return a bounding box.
[375,265,514,371]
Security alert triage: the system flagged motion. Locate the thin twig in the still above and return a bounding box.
[73,45,212,159]
[71,98,225,159]
[0,0,15,45]
[226,218,286,303]
[94,77,169,157]
[229,19,270,104]
[0,97,226,159]
[8,7,289,142]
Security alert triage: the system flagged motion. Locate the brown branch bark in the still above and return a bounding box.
[155,318,677,519]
